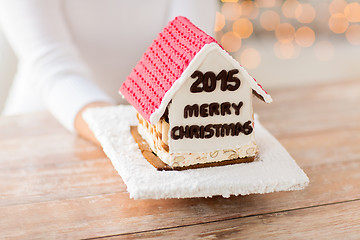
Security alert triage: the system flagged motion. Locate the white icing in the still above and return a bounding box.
[168,47,255,153]
[149,43,272,125]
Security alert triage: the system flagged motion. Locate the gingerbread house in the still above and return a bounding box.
[120,16,272,170]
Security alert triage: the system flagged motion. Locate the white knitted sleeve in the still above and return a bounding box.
[0,0,115,132]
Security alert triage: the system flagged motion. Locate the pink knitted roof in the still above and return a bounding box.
[120,16,271,123]
[119,16,217,123]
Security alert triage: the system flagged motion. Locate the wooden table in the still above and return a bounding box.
[1,80,360,239]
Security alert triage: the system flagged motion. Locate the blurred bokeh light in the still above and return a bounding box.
[295,26,315,47]
[329,13,349,33]
[275,23,295,43]
[260,10,280,31]
[216,0,360,88]
[346,24,360,45]
[344,2,360,22]
[295,3,316,23]
[233,18,253,38]
[281,0,300,19]
[221,31,242,52]
[238,47,261,69]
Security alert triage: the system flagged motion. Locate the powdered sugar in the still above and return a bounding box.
[83,105,309,199]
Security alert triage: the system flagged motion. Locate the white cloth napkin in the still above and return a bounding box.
[83,105,309,199]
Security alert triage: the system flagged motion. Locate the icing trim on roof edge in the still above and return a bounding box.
[149,43,272,125]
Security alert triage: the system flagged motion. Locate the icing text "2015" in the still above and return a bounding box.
[190,69,241,93]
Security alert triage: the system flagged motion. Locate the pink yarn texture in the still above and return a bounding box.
[119,16,217,122]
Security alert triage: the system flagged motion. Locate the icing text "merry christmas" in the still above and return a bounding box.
[171,121,253,140]
[184,102,243,118]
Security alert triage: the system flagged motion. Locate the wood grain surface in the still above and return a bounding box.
[0,79,359,239]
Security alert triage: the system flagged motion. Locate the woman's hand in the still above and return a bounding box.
[74,102,114,147]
